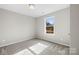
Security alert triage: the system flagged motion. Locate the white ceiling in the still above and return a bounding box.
[0,4,70,18]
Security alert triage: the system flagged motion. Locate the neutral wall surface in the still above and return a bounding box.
[36,8,70,46]
[70,5,79,55]
[0,8,35,47]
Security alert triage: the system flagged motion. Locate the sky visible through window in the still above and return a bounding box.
[46,17,55,25]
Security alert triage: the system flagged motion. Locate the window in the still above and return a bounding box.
[46,16,55,34]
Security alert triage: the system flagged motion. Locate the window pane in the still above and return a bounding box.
[46,17,55,34]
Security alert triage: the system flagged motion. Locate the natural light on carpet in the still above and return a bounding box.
[14,43,48,55]
[29,43,48,54]
[14,49,33,55]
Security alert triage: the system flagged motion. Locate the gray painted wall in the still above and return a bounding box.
[70,4,79,55]
[0,8,35,47]
[36,8,70,46]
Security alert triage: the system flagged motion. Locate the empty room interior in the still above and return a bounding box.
[0,4,79,55]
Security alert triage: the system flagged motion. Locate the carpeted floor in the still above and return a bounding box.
[0,39,69,55]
